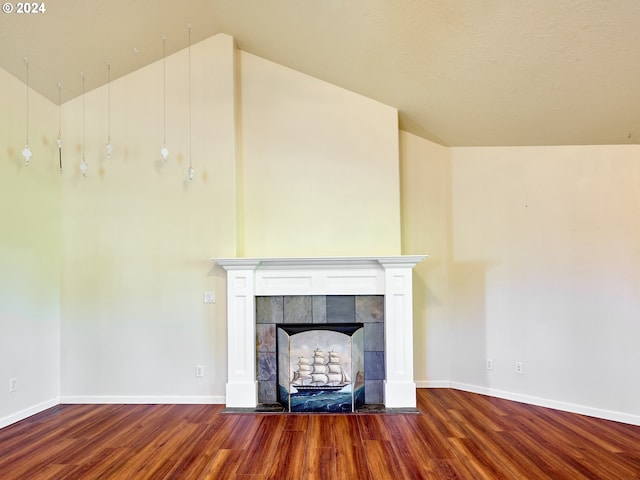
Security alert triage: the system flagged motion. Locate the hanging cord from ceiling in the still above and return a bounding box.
[106,60,112,159]
[57,81,63,173]
[80,71,88,177]
[187,23,194,181]
[22,57,33,165]
[161,34,169,161]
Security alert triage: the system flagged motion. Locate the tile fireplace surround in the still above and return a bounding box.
[213,256,426,409]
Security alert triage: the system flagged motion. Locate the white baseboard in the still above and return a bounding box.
[449,382,640,427]
[60,395,226,405]
[1,395,226,429]
[5,388,637,428]
[416,380,451,388]
[0,397,60,429]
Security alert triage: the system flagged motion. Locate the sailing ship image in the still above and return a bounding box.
[291,348,351,391]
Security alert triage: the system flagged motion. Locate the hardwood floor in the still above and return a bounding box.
[1,389,638,479]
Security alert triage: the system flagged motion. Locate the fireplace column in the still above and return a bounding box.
[382,260,418,408]
[221,259,261,408]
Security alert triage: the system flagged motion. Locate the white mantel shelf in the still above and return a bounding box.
[214,255,427,269]
[212,255,427,409]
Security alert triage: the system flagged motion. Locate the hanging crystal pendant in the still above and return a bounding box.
[105,142,113,158]
[188,165,194,180]
[80,158,88,176]
[22,145,32,165]
[161,145,169,161]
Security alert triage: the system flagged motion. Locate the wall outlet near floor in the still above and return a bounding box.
[515,362,524,374]
[195,365,204,377]
[486,359,494,370]
[9,378,17,392]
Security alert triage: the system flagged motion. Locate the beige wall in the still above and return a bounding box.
[240,52,401,257]
[0,68,61,423]
[448,145,640,418]
[58,34,238,400]
[400,131,451,384]
[401,134,640,421]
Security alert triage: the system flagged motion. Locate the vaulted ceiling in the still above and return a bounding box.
[1,0,639,146]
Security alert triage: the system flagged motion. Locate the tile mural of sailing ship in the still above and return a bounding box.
[291,348,351,390]
[277,324,365,412]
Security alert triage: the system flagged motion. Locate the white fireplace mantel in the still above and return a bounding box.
[213,255,426,409]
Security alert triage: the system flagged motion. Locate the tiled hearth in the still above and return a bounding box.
[256,295,384,406]
[214,256,426,409]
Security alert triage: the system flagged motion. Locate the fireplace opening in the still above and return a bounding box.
[277,323,365,412]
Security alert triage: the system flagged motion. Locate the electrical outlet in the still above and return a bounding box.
[486,359,494,370]
[195,365,204,377]
[9,378,17,392]
[515,362,524,374]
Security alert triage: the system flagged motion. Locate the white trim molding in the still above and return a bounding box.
[0,397,60,429]
[450,382,640,427]
[416,380,452,389]
[214,255,427,409]
[59,395,225,405]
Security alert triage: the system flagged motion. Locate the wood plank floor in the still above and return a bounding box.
[1,389,638,479]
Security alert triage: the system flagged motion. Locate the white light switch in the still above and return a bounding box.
[203,291,216,304]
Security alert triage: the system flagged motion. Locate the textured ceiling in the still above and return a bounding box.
[1,0,639,147]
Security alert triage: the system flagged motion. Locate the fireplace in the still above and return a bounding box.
[213,256,426,409]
